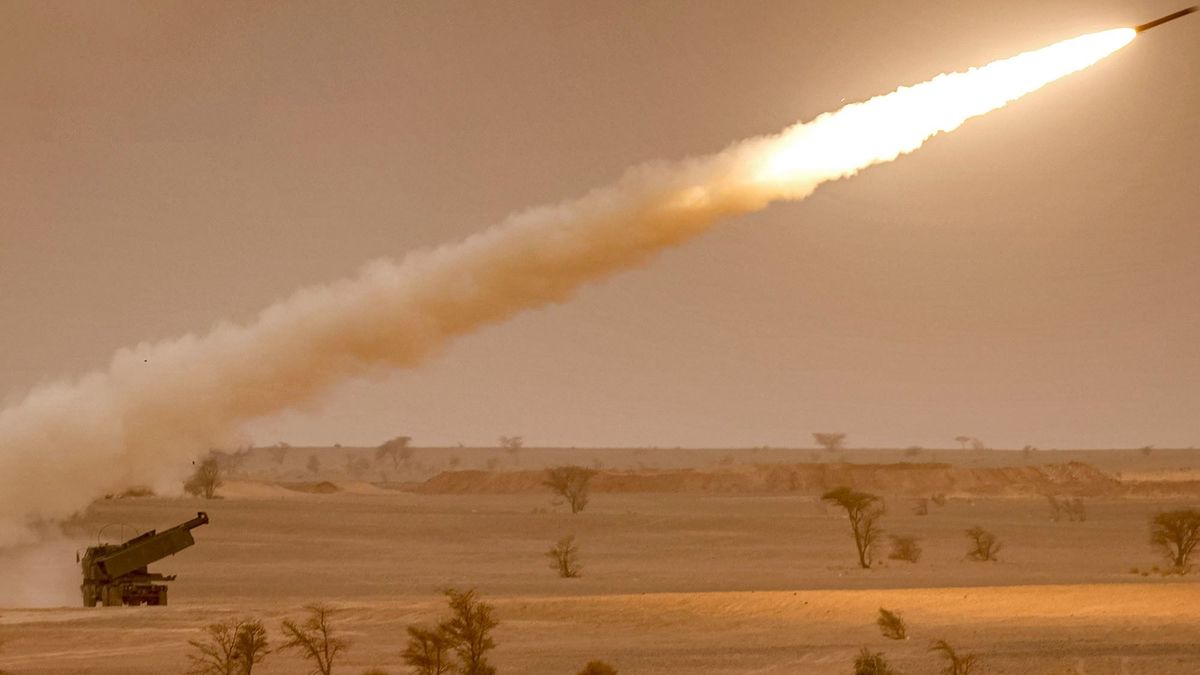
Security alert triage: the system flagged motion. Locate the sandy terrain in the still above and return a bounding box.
[1,449,1199,674]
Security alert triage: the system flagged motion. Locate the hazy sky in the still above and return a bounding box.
[2,1,1197,450]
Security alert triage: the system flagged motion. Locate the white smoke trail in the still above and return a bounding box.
[0,29,1133,545]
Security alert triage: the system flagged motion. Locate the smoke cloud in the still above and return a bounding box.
[0,29,1133,545]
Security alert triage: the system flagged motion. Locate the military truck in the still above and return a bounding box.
[79,511,209,606]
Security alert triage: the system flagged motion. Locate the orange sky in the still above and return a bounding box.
[2,1,1197,450]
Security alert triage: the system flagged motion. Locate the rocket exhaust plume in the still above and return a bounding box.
[0,29,1135,545]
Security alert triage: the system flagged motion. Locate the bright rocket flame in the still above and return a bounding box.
[0,29,1135,549]
[755,29,1135,186]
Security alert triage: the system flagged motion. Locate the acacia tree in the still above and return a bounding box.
[821,487,885,568]
[547,535,582,578]
[1150,508,1200,570]
[280,604,349,675]
[954,436,971,451]
[402,625,454,675]
[812,432,847,453]
[440,588,499,675]
[375,436,413,470]
[187,618,269,675]
[232,621,269,675]
[344,456,371,479]
[184,456,223,499]
[543,466,598,514]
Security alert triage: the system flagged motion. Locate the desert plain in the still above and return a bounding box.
[1,446,1199,674]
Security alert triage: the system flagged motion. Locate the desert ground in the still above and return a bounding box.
[2,447,1199,674]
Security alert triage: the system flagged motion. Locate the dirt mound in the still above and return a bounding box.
[414,461,1126,497]
[282,480,342,494]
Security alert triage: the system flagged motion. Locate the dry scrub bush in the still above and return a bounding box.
[821,487,885,568]
[854,647,896,675]
[116,486,156,498]
[578,661,619,675]
[965,526,1001,561]
[930,493,947,507]
[888,536,922,563]
[187,618,270,675]
[1150,508,1200,571]
[912,498,929,516]
[547,534,582,578]
[1047,496,1086,522]
[876,608,907,640]
[930,639,978,675]
[184,456,223,499]
[543,466,597,514]
[281,604,349,675]
[500,435,524,463]
[402,625,453,675]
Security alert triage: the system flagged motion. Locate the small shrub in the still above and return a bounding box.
[965,526,1001,561]
[930,493,947,507]
[578,661,618,675]
[888,536,922,563]
[547,535,582,578]
[876,608,907,640]
[184,456,223,499]
[1047,495,1087,522]
[930,639,978,675]
[912,498,929,516]
[118,486,156,498]
[854,647,896,675]
[1069,498,1086,522]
